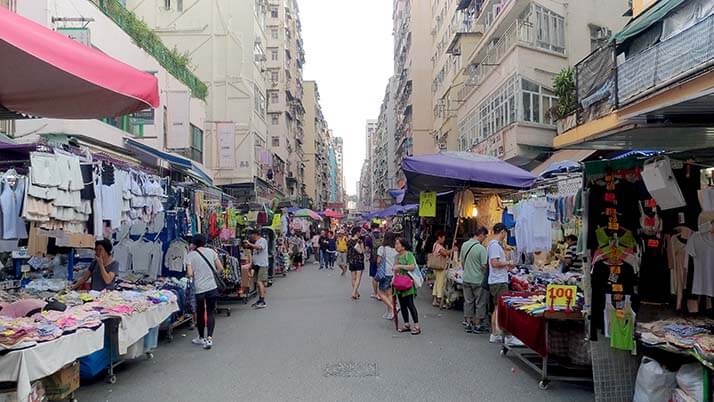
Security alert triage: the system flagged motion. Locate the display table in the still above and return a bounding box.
[0,325,104,401]
[109,301,178,354]
[498,291,591,389]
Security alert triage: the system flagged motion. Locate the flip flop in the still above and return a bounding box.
[411,328,422,335]
[398,326,411,333]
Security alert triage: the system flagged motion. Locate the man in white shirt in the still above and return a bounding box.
[487,223,514,343]
[245,231,270,309]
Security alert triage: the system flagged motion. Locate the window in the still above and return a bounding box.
[271,28,279,40]
[521,78,557,125]
[190,124,203,163]
[164,0,170,10]
[271,70,279,83]
[533,5,565,53]
[271,49,279,61]
[270,5,278,18]
[272,136,280,147]
[176,0,183,11]
[271,114,280,125]
[270,91,279,104]
[254,84,266,117]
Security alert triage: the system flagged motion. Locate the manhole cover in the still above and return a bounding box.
[324,361,378,377]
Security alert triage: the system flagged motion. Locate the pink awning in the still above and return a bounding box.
[0,6,159,119]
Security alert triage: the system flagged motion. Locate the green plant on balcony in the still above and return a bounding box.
[95,0,208,99]
[549,67,577,121]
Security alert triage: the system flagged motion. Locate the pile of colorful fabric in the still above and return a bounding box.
[637,318,714,362]
[501,293,583,317]
[0,289,177,350]
[509,269,583,293]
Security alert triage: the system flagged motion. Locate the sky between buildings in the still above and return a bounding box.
[300,0,393,196]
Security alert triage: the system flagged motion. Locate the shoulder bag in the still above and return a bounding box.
[427,251,448,271]
[195,249,227,293]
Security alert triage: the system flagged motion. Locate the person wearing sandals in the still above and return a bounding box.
[185,235,224,350]
[393,238,421,335]
[376,232,398,320]
[347,227,365,299]
[431,231,452,308]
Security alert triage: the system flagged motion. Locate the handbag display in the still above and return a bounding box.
[392,274,414,291]
[427,252,448,270]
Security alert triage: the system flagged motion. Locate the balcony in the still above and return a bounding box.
[618,12,714,105]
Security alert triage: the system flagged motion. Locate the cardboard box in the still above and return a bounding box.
[42,363,78,401]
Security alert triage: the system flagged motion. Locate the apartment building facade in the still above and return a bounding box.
[266,0,306,200]
[393,0,435,181]
[371,77,399,208]
[303,80,330,209]
[331,136,345,206]
[127,0,274,201]
[451,0,628,168]
[11,0,209,177]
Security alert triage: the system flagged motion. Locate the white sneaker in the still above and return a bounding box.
[385,313,394,320]
[191,337,205,346]
[489,334,504,344]
[203,338,213,350]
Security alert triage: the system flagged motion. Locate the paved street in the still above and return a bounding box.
[79,263,594,402]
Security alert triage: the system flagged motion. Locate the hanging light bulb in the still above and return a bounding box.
[471,206,479,218]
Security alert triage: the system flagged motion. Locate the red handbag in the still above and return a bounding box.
[392,274,414,291]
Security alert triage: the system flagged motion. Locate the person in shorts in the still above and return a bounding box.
[245,231,269,309]
[487,223,514,343]
[376,232,398,320]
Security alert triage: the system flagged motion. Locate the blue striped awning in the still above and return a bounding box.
[125,138,213,185]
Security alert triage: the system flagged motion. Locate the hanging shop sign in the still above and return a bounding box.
[56,27,91,47]
[166,91,190,149]
[419,191,436,217]
[546,284,577,309]
[130,108,155,125]
[216,122,236,169]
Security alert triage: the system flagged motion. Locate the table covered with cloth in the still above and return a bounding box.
[498,291,548,357]
[107,301,178,354]
[0,325,104,401]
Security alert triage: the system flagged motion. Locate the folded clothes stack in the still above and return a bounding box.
[0,289,177,351]
[501,293,583,317]
[637,318,714,362]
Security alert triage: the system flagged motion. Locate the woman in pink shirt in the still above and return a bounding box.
[431,231,451,308]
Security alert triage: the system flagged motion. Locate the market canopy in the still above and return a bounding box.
[323,209,344,219]
[364,204,418,219]
[612,0,686,43]
[0,6,159,119]
[125,138,213,186]
[402,152,537,195]
[293,208,322,221]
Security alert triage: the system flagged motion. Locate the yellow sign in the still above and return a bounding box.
[419,192,437,217]
[546,284,577,309]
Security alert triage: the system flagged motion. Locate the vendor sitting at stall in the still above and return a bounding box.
[561,235,583,273]
[72,239,119,291]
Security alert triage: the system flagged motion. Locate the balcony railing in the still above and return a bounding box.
[618,12,714,104]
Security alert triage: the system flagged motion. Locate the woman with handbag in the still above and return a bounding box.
[185,235,225,350]
[429,231,451,308]
[393,238,421,335]
[376,232,398,320]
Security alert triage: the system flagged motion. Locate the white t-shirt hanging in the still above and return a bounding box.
[686,232,714,297]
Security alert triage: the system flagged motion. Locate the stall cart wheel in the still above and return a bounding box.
[70,398,78,402]
[500,347,508,356]
[167,334,174,343]
[107,374,117,384]
[146,352,154,360]
[538,380,550,390]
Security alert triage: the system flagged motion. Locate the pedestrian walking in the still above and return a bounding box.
[336,231,348,275]
[487,223,514,343]
[245,230,270,309]
[185,235,223,350]
[319,230,329,269]
[326,231,337,270]
[347,227,365,299]
[393,238,421,335]
[431,231,452,308]
[290,233,305,271]
[311,232,320,264]
[367,223,383,299]
[376,232,397,320]
[460,227,489,334]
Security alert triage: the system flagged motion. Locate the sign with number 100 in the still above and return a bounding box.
[546,284,577,309]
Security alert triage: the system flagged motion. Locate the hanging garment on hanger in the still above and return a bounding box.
[609,295,636,352]
[685,231,714,297]
[0,172,27,240]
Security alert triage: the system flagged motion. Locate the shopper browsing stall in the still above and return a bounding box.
[73,239,118,291]
[393,238,421,335]
[431,231,452,308]
[185,235,223,350]
[460,227,489,334]
[245,231,269,309]
[488,223,514,344]
[561,235,583,273]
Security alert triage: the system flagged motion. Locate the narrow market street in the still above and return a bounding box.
[78,262,592,402]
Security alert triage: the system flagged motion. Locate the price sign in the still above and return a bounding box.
[546,284,577,309]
